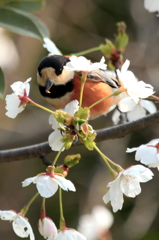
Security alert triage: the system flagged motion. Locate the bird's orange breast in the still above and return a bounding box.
[70,76,118,119]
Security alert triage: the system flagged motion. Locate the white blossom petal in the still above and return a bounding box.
[56,229,86,240]
[121,59,130,73]
[112,109,121,125]
[132,81,154,99]
[64,100,79,116]
[11,78,31,96]
[0,211,34,240]
[53,175,76,192]
[12,216,34,240]
[43,38,62,55]
[118,97,136,112]
[64,56,107,72]
[127,139,159,168]
[126,147,139,153]
[48,130,64,151]
[135,145,158,165]
[36,176,58,198]
[127,105,146,121]
[22,176,38,187]
[103,172,124,212]
[120,176,141,197]
[123,165,154,182]
[140,100,157,114]
[90,57,107,71]
[5,93,21,110]
[48,100,79,152]
[0,210,17,221]
[5,93,24,118]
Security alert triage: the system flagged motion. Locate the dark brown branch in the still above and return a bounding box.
[1,111,159,163]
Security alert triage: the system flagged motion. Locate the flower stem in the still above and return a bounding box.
[59,187,66,230]
[71,46,101,56]
[28,98,55,114]
[79,72,87,107]
[21,192,39,216]
[88,88,123,110]
[147,95,159,101]
[93,143,118,177]
[52,144,65,166]
[40,198,46,218]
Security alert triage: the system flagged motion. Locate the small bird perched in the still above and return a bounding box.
[37,55,121,119]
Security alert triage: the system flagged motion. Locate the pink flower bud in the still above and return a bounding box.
[38,217,57,239]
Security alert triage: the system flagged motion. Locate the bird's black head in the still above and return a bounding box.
[38,55,70,77]
[37,54,74,89]
[37,54,75,99]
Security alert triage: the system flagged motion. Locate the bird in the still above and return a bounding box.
[37,54,121,120]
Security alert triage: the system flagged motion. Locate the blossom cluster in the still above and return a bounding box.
[2,37,159,239]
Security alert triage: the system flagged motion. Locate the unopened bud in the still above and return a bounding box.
[38,217,57,239]
[116,21,127,34]
[114,22,128,52]
[62,133,76,149]
[54,110,73,126]
[64,154,81,167]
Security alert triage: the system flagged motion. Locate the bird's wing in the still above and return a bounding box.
[75,70,120,89]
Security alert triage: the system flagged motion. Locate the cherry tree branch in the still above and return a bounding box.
[1,111,159,163]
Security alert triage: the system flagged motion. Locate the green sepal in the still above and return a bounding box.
[61,134,75,149]
[100,39,115,58]
[80,129,97,150]
[74,107,90,120]
[54,167,65,175]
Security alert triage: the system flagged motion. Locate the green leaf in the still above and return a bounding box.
[0,0,45,13]
[0,5,49,40]
[100,39,115,58]
[114,33,129,52]
[0,68,5,99]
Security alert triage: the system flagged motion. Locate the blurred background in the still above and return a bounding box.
[0,0,159,239]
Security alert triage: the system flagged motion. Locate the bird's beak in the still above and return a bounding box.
[45,79,54,93]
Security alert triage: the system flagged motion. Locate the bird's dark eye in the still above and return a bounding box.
[76,71,82,77]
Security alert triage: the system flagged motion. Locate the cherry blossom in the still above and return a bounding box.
[127,139,159,168]
[112,99,157,124]
[117,60,154,103]
[48,100,79,151]
[103,165,153,212]
[0,210,34,240]
[64,56,107,72]
[22,172,76,198]
[5,78,31,118]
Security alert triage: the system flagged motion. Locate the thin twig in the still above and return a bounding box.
[0,111,159,163]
